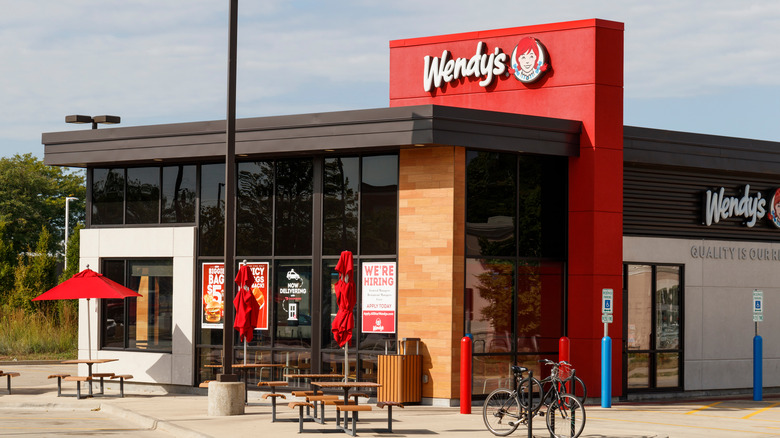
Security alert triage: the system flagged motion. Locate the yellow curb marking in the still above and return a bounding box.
[742,401,780,420]
[589,415,780,435]
[685,400,723,414]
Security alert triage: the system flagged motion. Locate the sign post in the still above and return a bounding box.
[753,289,763,401]
[601,288,613,408]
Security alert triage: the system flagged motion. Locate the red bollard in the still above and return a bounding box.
[559,336,570,363]
[461,336,472,414]
[559,336,571,391]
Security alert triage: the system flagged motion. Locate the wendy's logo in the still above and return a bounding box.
[511,37,550,83]
[768,188,780,228]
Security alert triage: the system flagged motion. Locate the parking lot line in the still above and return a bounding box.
[685,401,723,414]
[742,401,780,420]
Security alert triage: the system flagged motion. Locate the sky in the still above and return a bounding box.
[2,1,780,159]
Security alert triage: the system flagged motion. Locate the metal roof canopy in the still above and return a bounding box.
[43,105,582,167]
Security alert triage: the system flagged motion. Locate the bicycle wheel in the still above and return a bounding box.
[549,376,587,403]
[545,394,586,438]
[571,376,587,402]
[517,376,544,413]
[483,388,522,436]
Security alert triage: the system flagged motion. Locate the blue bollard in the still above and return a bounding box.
[754,335,763,401]
[601,336,612,408]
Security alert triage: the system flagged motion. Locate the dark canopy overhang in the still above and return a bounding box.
[43,105,581,167]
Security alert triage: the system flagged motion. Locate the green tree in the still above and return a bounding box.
[9,227,58,314]
[0,223,15,301]
[0,153,85,257]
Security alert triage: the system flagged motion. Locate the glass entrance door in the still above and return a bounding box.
[623,264,683,392]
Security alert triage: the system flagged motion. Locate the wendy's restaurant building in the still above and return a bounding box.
[42,19,780,405]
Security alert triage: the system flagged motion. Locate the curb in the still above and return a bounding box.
[0,360,66,366]
[100,403,213,438]
[0,401,101,411]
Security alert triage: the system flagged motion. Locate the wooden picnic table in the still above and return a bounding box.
[311,381,382,405]
[283,372,343,392]
[61,358,118,397]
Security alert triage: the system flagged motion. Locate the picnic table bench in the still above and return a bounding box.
[257,380,288,421]
[0,371,20,394]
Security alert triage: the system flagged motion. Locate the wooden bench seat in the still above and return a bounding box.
[110,374,133,397]
[63,376,92,399]
[261,392,287,421]
[47,373,71,397]
[0,371,20,395]
[306,395,340,423]
[377,401,404,432]
[289,402,315,433]
[91,372,114,395]
[336,405,373,437]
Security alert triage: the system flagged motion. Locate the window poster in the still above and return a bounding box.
[202,262,270,330]
[361,262,396,334]
[202,262,225,329]
[240,261,270,330]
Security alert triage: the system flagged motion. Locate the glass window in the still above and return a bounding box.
[161,165,196,223]
[101,259,173,353]
[627,352,650,389]
[275,260,312,348]
[92,168,124,225]
[656,352,679,388]
[516,261,563,353]
[126,167,160,224]
[360,155,398,255]
[656,266,680,350]
[237,161,274,256]
[626,265,652,351]
[200,163,225,256]
[275,159,313,256]
[466,258,514,354]
[323,157,359,255]
[466,152,517,257]
[102,260,126,348]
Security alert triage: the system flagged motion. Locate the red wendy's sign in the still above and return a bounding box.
[422,37,550,92]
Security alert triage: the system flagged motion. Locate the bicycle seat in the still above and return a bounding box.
[510,365,528,375]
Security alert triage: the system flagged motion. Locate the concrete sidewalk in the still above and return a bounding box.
[2,362,780,437]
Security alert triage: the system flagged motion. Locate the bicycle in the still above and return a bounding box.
[537,359,586,438]
[482,365,543,436]
[538,359,588,405]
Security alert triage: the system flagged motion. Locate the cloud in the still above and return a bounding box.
[2,0,780,159]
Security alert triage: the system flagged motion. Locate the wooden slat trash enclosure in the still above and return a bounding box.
[378,338,422,403]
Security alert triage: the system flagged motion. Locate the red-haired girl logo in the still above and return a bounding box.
[511,37,549,83]
[769,188,780,228]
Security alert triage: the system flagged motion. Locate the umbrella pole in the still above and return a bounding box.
[244,339,247,365]
[87,298,92,360]
[344,343,348,382]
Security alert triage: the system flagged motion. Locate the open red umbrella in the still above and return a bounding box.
[332,251,356,379]
[234,263,259,364]
[32,266,142,359]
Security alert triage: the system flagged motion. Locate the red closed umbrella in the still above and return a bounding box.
[332,251,356,380]
[32,266,142,359]
[234,263,259,364]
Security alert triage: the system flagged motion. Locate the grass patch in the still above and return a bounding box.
[0,304,77,361]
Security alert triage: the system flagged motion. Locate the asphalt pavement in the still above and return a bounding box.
[2,362,780,437]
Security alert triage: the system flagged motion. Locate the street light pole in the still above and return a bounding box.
[64,197,78,270]
[219,0,239,382]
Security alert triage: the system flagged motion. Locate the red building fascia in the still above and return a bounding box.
[388,19,624,396]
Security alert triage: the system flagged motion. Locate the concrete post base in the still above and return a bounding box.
[207,381,245,416]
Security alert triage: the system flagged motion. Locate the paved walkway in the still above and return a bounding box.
[2,362,780,437]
